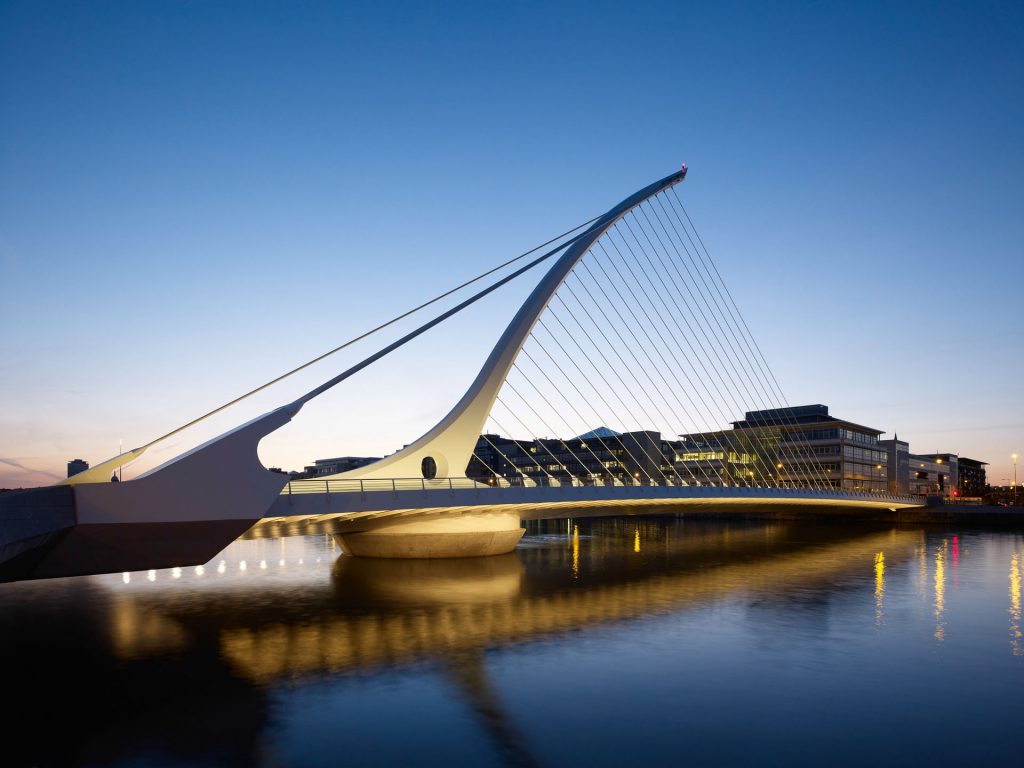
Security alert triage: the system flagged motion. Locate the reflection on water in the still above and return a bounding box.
[571,522,579,578]
[1011,551,1022,656]
[934,538,947,641]
[2,518,1024,767]
[874,551,885,625]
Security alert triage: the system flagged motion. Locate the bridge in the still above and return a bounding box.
[0,166,922,580]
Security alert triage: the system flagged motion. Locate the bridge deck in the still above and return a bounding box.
[255,478,922,539]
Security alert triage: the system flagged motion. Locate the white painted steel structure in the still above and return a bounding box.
[333,170,688,482]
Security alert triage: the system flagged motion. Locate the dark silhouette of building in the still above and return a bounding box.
[296,456,381,479]
[66,459,89,478]
[956,457,988,496]
[467,428,667,485]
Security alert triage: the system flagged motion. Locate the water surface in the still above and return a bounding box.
[2,518,1023,767]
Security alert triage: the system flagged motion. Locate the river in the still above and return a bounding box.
[2,517,1022,767]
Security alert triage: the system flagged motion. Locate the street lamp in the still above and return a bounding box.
[1014,453,1019,507]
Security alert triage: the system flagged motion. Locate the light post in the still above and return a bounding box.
[1014,453,1019,507]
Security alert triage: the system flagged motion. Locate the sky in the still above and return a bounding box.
[1,0,1022,487]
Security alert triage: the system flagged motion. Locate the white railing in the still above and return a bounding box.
[280,476,916,504]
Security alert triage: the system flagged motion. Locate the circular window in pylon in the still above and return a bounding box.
[421,456,437,480]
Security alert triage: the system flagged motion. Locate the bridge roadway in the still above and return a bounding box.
[0,469,924,582]
[254,477,923,557]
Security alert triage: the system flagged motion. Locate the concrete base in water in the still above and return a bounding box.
[334,513,525,559]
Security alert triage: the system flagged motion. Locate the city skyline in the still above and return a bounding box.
[2,1,1021,487]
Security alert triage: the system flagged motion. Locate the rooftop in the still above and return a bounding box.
[731,404,883,436]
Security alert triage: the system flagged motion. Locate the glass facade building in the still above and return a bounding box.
[467,430,664,485]
[466,405,890,492]
[957,457,988,497]
[674,405,888,491]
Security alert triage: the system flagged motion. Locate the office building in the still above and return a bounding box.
[673,405,888,491]
[878,437,910,495]
[297,456,380,479]
[908,453,955,497]
[957,457,988,496]
[467,405,890,492]
[467,429,665,485]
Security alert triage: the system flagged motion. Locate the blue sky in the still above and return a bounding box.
[1,0,1022,486]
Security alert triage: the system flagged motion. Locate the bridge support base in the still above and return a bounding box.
[333,512,524,559]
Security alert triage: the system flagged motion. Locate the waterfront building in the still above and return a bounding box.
[673,405,888,491]
[908,453,955,497]
[467,405,890,492]
[297,456,380,479]
[467,429,664,485]
[878,437,910,495]
[66,459,89,478]
[957,457,988,496]
[882,448,986,500]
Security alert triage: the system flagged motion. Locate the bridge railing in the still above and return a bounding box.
[281,476,916,504]
[283,475,651,496]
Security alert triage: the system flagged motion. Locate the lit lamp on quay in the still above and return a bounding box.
[1014,453,1019,506]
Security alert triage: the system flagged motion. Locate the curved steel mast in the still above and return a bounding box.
[339,167,688,480]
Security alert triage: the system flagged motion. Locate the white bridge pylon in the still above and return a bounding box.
[334,170,690,483]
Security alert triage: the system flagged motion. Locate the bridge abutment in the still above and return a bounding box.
[333,512,524,558]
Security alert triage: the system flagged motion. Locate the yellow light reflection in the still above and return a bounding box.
[874,552,885,625]
[1010,551,1022,656]
[572,524,580,579]
[634,527,641,553]
[918,543,926,596]
[934,540,947,641]
[217,529,922,684]
[110,597,187,660]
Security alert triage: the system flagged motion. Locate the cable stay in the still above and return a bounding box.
[473,179,836,492]
[67,166,839,496]
[63,215,600,485]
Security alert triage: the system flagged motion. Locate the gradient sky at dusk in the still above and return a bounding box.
[1,0,1022,487]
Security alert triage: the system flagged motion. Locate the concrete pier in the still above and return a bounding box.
[334,512,525,558]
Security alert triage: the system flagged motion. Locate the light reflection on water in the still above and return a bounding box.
[2,518,1024,767]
